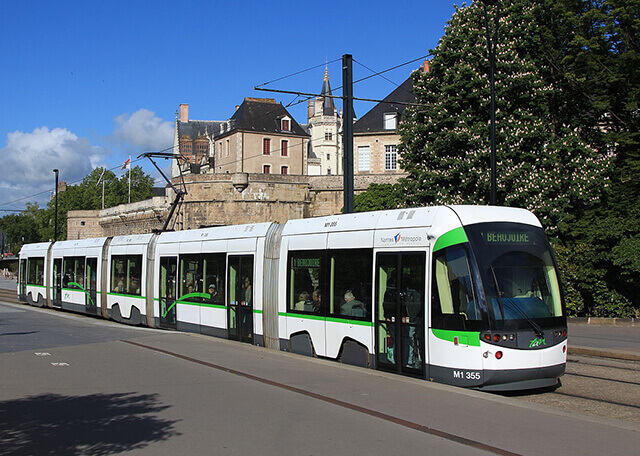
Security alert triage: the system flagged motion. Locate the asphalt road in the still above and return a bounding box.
[1,300,638,456]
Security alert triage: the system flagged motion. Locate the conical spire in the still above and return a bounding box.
[320,65,335,116]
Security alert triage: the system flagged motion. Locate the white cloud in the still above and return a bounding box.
[112,109,173,152]
[0,127,104,208]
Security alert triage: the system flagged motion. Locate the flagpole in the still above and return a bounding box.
[128,155,131,204]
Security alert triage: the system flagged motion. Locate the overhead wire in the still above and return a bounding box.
[1,53,430,211]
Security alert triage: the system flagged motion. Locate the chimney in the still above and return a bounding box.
[307,100,314,121]
[422,60,430,73]
[179,103,189,122]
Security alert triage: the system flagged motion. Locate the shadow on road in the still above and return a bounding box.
[0,392,180,455]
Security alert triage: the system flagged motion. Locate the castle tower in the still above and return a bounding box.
[307,67,342,175]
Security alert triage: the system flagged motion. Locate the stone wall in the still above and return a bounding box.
[67,172,406,238]
[67,197,169,239]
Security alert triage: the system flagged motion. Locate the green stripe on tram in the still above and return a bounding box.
[431,328,481,347]
[67,282,98,308]
[433,227,468,252]
[162,292,226,318]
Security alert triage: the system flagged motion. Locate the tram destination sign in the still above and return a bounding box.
[482,231,531,245]
[292,257,320,268]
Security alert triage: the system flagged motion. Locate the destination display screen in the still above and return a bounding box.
[292,257,320,269]
[481,231,532,245]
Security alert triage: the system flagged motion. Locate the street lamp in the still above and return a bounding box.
[53,169,59,241]
[482,0,498,206]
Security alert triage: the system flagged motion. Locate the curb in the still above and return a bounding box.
[569,317,638,327]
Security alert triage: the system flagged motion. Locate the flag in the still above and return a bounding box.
[121,158,131,170]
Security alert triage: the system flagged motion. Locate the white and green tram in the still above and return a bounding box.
[18,205,567,391]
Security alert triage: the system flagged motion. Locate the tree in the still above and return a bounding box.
[0,165,157,242]
[353,183,405,212]
[398,0,614,233]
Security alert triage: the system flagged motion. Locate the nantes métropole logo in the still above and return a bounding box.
[381,232,422,245]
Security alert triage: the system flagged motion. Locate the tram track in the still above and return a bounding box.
[515,354,640,423]
[0,288,18,304]
[123,339,523,456]
[552,390,640,410]
[564,371,640,387]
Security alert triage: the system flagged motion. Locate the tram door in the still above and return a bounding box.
[85,258,98,314]
[227,255,254,343]
[18,259,26,299]
[52,258,62,307]
[159,257,178,329]
[375,252,426,376]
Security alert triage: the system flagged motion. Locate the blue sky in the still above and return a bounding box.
[0,0,457,211]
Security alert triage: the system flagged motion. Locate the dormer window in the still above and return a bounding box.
[281,117,291,132]
[383,112,397,130]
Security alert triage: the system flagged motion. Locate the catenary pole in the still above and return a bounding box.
[342,54,354,214]
[53,169,59,241]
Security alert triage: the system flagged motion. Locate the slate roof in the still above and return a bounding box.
[227,98,309,137]
[353,76,415,134]
[177,120,224,139]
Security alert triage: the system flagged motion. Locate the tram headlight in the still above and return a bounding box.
[492,334,500,342]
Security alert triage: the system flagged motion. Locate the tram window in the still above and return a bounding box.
[179,255,201,298]
[491,252,561,319]
[63,256,85,290]
[203,253,225,304]
[110,255,142,295]
[329,249,372,320]
[27,257,45,286]
[432,245,483,330]
[288,251,324,314]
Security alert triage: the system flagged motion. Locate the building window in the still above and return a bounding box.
[326,153,330,161]
[383,112,397,130]
[281,140,288,157]
[325,131,333,141]
[226,139,230,157]
[263,164,271,174]
[180,139,193,163]
[357,146,370,172]
[263,138,271,155]
[281,166,288,175]
[385,145,398,171]
[282,118,291,132]
[327,168,332,175]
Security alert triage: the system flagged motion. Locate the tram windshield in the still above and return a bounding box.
[465,222,565,329]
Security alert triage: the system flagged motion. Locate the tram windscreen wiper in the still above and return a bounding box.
[500,297,545,339]
[489,267,544,339]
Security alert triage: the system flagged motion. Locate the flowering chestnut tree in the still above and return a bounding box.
[398,0,614,233]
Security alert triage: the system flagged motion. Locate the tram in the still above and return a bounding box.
[18,205,567,391]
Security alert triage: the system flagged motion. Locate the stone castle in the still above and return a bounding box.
[67,64,427,239]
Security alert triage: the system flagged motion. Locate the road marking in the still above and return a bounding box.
[51,362,69,367]
[35,352,51,356]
